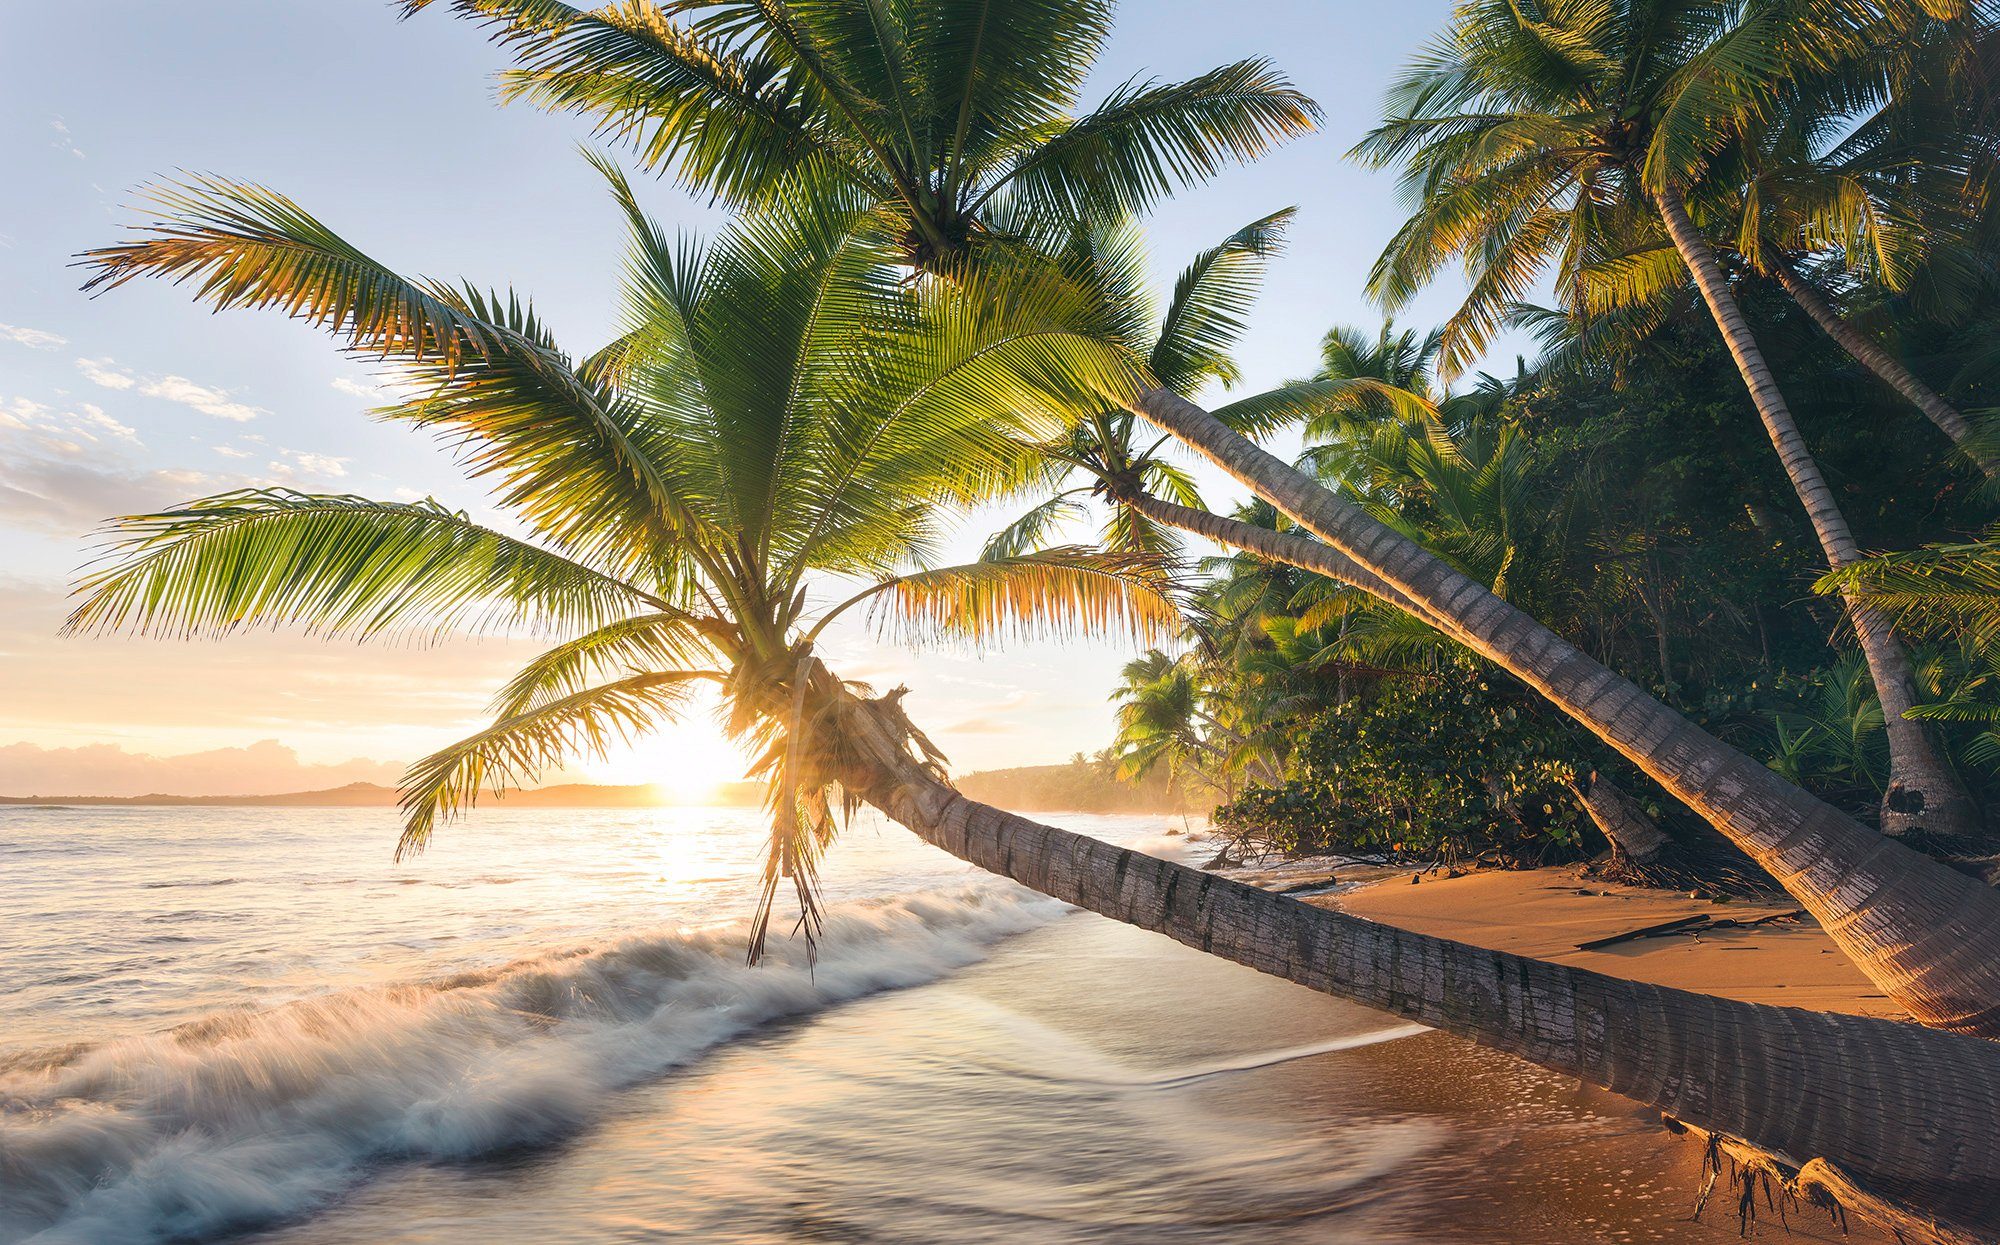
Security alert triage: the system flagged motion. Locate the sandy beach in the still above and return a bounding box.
[1330,865,1894,1019]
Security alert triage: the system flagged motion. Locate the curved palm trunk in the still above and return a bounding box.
[1653,186,1977,841]
[1774,261,2000,480]
[1126,490,1668,865]
[827,682,2000,1238]
[1118,387,2000,1037]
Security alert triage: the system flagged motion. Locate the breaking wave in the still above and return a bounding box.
[0,884,1064,1245]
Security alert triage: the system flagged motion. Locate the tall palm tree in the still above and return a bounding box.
[1719,8,2000,476]
[1352,0,1978,838]
[70,178,2000,1242]
[400,0,1319,269]
[1119,381,2000,1037]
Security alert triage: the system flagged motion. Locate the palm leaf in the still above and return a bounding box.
[398,670,713,857]
[65,489,651,642]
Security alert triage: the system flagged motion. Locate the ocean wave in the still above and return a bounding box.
[0,883,1064,1245]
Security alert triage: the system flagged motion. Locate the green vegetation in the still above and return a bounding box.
[66,0,2000,1231]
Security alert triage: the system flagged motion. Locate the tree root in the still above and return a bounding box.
[1587,841,1777,900]
[1665,1116,1989,1244]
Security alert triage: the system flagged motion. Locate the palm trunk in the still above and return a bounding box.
[1653,185,1977,841]
[1569,769,1670,865]
[828,682,2000,1239]
[1774,261,2000,479]
[1130,490,1674,867]
[1118,388,2000,1038]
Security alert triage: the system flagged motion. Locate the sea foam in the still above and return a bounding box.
[0,883,1064,1245]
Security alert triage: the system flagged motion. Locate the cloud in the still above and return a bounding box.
[76,357,135,390]
[0,739,403,798]
[213,444,252,459]
[49,117,84,160]
[142,375,264,422]
[0,323,66,350]
[268,448,350,480]
[330,377,382,400]
[0,579,543,794]
[77,356,267,421]
[0,401,212,533]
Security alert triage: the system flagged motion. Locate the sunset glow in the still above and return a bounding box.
[583,722,754,803]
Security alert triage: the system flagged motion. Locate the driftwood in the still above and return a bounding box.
[1575,909,1807,952]
[1576,915,1711,951]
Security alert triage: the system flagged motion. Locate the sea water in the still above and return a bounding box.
[0,807,1881,1244]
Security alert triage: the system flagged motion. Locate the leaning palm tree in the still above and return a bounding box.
[1353,0,1979,838]
[70,175,2000,1244]
[400,0,1319,270]
[1721,12,2000,477]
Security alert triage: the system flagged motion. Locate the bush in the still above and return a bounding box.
[1214,665,1597,863]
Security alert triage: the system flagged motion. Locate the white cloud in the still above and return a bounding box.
[142,375,264,422]
[49,117,84,160]
[213,444,252,459]
[267,448,351,481]
[0,401,207,532]
[77,356,266,421]
[0,323,66,350]
[76,357,135,390]
[330,376,382,399]
[75,404,140,445]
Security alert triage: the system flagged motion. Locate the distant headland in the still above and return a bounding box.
[0,759,1204,814]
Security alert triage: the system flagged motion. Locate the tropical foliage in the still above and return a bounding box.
[401,0,1318,268]
[73,176,1177,953]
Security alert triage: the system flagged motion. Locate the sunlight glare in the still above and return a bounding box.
[584,721,752,803]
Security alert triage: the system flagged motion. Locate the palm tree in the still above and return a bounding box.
[399,0,1319,270]
[1720,11,2000,477]
[74,173,1180,950]
[69,179,2000,1240]
[1119,381,2000,1037]
[1352,0,1978,838]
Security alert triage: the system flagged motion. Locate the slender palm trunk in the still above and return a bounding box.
[1654,185,1977,840]
[1119,387,2000,1037]
[827,681,2000,1238]
[1570,770,1670,865]
[1126,490,1670,865]
[1774,261,2000,479]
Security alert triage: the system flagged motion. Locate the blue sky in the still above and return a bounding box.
[0,1,1505,795]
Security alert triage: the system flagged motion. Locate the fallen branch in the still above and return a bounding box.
[1576,915,1710,951]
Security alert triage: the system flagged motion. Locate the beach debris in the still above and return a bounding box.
[1575,909,1808,952]
[1670,1116,1985,1245]
[1575,915,1710,951]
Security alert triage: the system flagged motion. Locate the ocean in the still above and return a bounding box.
[0,806,1876,1244]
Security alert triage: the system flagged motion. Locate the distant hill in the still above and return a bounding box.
[955,760,1208,815]
[0,780,766,808]
[1,764,1205,815]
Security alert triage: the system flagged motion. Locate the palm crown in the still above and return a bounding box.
[1352,0,1930,373]
[71,170,1177,954]
[400,0,1320,267]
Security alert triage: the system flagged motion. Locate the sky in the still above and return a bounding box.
[0,0,1505,797]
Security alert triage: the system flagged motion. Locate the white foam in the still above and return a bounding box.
[0,884,1064,1244]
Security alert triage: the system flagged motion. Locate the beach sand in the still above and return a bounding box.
[1330,864,1895,1019]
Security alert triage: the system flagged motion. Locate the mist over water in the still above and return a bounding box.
[0,807,1879,1244]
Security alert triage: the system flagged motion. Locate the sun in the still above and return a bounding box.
[582,720,754,804]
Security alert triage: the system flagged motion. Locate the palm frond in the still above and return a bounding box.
[997,59,1320,225]
[855,547,1182,650]
[65,490,649,642]
[397,670,713,857]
